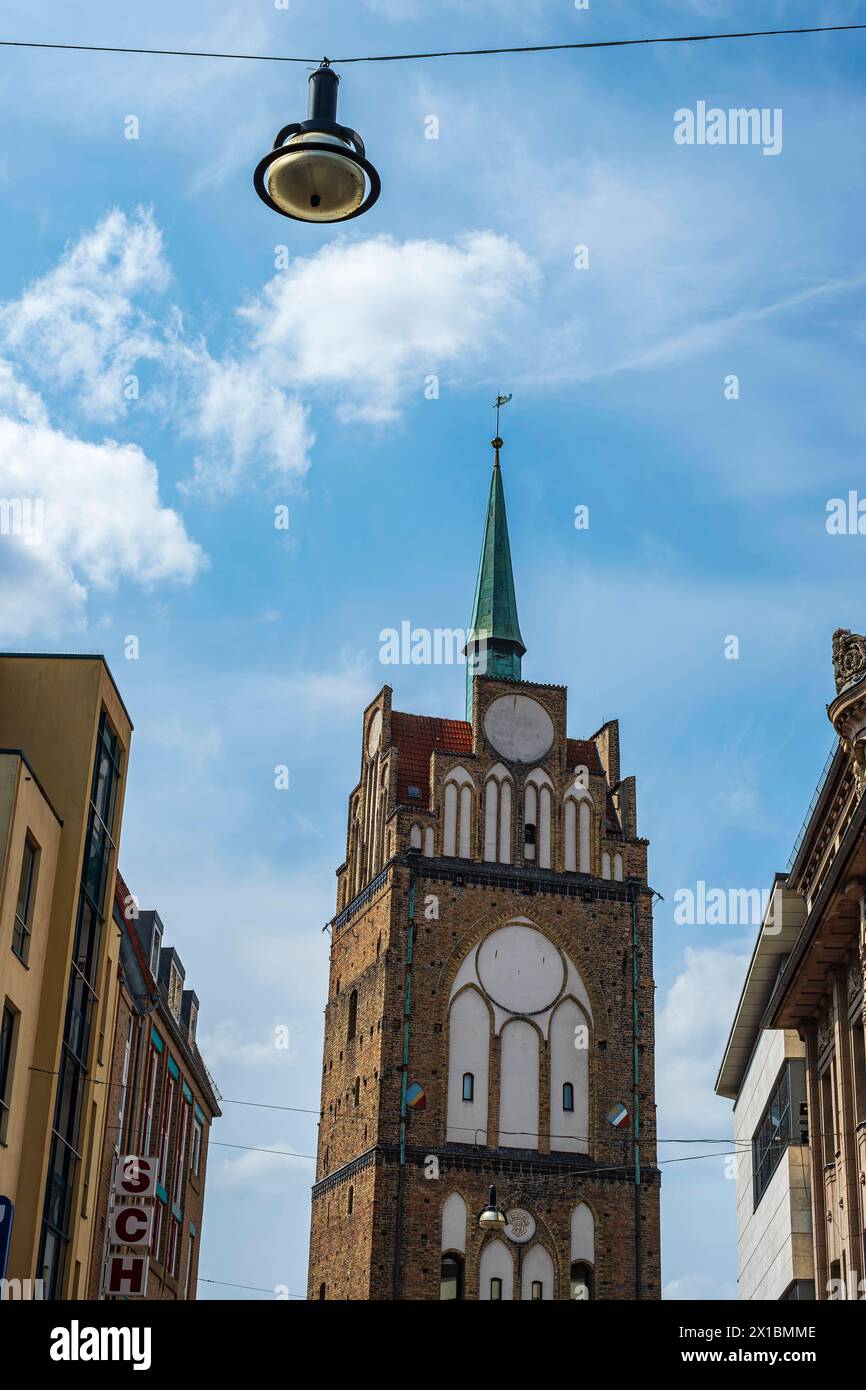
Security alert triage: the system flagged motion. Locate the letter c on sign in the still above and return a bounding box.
[113,1205,149,1245]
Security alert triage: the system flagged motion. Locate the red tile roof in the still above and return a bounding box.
[390,712,473,804]
[566,739,604,777]
[389,719,621,829]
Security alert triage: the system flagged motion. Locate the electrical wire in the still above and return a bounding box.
[198,1277,305,1297]
[28,1065,319,1112]
[0,23,864,68]
[30,1065,858,1148]
[211,1141,317,1160]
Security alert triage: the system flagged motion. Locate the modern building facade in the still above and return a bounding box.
[716,883,814,1300]
[0,654,133,1298]
[719,628,866,1301]
[307,439,660,1300]
[87,873,220,1300]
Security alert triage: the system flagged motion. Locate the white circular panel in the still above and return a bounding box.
[484,695,554,763]
[367,709,382,757]
[505,1210,536,1244]
[477,925,565,1014]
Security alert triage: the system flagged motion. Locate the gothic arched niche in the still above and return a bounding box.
[521,1243,555,1300]
[549,996,591,1154]
[441,1192,467,1255]
[446,985,490,1145]
[445,919,593,1155]
[479,1238,514,1301]
[499,1018,540,1150]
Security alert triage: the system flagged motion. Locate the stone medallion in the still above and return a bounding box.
[504,1209,536,1244]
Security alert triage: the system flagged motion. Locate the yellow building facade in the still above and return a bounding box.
[0,655,132,1298]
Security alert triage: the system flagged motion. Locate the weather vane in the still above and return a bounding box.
[493,392,512,448]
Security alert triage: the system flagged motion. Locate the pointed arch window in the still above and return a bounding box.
[483,765,513,864]
[443,767,475,858]
[525,770,553,868]
[410,823,422,850]
[564,793,592,873]
[614,852,623,882]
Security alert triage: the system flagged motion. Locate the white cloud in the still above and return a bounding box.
[0,369,205,636]
[180,354,314,496]
[199,1019,300,1069]
[663,1271,739,1301]
[0,211,538,493]
[243,232,539,423]
[0,208,169,420]
[656,946,748,1137]
[210,1143,314,1195]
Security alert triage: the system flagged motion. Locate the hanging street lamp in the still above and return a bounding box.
[253,60,381,223]
[477,1185,508,1231]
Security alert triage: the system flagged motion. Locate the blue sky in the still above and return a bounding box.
[1,0,865,1300]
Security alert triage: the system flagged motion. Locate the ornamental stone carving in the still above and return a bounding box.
[829,630,866,796]
[817,1006,834,1057]
[832,629,866,694]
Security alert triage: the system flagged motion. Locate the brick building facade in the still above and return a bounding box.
[307,440,660,1300]
[87,873,221,1300]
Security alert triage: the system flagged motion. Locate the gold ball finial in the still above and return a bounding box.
[492,436,503,451]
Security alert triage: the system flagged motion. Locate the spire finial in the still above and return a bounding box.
[494,392,512,447]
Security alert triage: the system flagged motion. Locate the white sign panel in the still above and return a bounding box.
[109,1203,153,1249]
[115,1155,157,1200]
[104,1253,150,1298]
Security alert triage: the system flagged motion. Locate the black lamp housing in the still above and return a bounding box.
[253,61,381,223]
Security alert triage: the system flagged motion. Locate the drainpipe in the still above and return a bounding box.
[393,852,418,1299]
[629,879,642,1300]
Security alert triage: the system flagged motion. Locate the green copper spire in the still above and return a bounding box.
[465,433,526,719]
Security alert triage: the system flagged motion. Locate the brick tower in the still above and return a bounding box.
[307,434,661,1300]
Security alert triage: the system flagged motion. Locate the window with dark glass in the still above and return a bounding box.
[347,989,358,1043]
[0,1003,18,1144]
[462,1072,474,1102]
[782,1279,816,1300]
[191,1114,203,1176]
[570,1262,592,1300]
[13,835,38,964]
[149,927,162,978]
[490,1277,502,1300]
[752,1060,806,1208]
[562,1082,575,1112]
[347,1184,354,1215]
[38,710,122,1299]
[531,1280,543,1301]
[440,1254,463,1300]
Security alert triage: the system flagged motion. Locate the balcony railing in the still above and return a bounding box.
[786,741,839,873]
